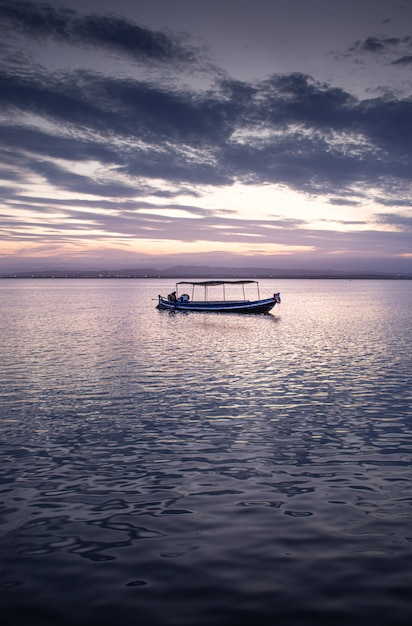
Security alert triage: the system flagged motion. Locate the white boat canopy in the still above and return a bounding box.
[175,280,261,301]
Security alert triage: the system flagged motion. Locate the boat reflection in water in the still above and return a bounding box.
[157,280,281,314]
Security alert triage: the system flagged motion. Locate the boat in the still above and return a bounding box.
[156,280,281,314]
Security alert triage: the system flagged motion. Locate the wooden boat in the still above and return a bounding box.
[156,280,281,314]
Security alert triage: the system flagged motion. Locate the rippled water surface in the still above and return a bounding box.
[1,279,411,625]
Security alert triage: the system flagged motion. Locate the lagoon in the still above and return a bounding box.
[0,278,411,625]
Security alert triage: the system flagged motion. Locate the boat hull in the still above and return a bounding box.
[156,297,276,314]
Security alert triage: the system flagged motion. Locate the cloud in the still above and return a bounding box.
[1,1,411,201]
[375,213,412,230]
[358,36,405,53]
[0,0,196,65]
[0,1,411,272]
[392,55,412,66]
[350,35,412,54]
[375,196,412,208]
[1,60,412,200]
[2,53,412,193]
[328,198,361,207]
[346,35,412,71]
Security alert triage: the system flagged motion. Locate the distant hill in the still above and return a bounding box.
[1,265,410,279]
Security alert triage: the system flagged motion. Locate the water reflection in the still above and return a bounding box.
[0,280,411,625]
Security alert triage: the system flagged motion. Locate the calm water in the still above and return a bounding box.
[0,279,411,626]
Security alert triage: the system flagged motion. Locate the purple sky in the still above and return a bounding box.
[1,0,411,273]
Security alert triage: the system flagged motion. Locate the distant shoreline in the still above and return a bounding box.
[1,270,410,280]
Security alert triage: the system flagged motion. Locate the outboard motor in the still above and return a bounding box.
[178,293,190,303]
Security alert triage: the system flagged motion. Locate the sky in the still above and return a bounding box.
[1,0,412,273]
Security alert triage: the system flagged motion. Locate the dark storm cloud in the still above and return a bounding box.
[0,0,195,64]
